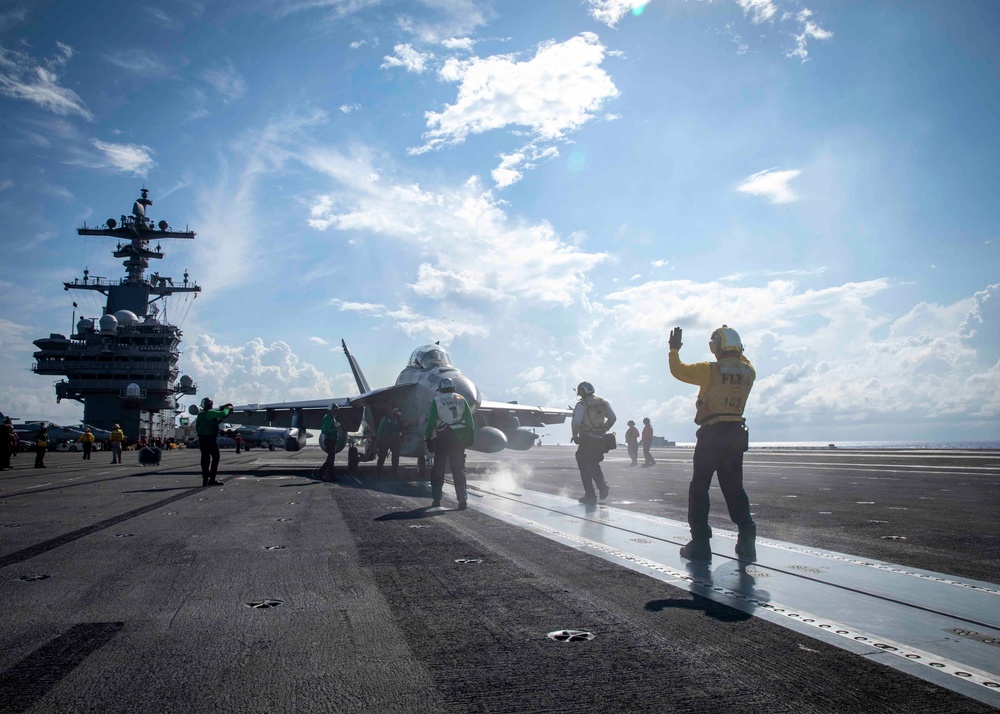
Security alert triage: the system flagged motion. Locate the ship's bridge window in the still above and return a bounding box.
[407,345,453,370]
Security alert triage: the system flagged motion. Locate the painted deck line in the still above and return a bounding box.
[467,480,1000,707]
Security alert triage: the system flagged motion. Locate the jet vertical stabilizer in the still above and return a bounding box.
[341,340,370,394]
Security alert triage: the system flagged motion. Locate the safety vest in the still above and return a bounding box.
[694,357,755,426]
[433,393,468,429]
[580,395,610,431]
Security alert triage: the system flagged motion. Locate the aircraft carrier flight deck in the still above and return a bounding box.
[2,446,998,713]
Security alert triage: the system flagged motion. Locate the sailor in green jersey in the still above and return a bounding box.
[425,379,474,509]
[375,407,404,477]
[317,404,341,481]
[195,397,233,486]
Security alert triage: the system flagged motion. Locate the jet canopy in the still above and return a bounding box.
[407,345,453,370]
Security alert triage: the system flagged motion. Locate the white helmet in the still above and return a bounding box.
[438,378,456,392]
[576,381,595,397]
[710,325,743,355]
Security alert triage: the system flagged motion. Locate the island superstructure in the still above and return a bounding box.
[31,188,200,440]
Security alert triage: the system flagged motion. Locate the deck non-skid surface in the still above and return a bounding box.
[0,448,997,712]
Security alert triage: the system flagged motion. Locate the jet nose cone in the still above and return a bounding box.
[451,374,480,409]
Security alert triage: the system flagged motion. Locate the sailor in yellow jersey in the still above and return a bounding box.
[669,325,757,562]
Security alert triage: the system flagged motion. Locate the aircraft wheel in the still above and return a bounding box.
[70,444,78,452]
[348,446,359,473]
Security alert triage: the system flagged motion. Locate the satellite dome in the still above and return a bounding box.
[114,310,140,324]
[77,318,95,334]
[125,383,142,399]
[180,375,194,389]
[99,313,119,335]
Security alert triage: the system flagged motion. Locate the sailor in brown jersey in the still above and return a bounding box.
[669,325,757,562]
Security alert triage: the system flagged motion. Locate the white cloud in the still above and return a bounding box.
[411,33,619,155]
[339,103,361,113]
[304,149,608,305]
[585,0,649,28]
[350,40,367,49]
[104,48,173,78]
[330,299,488,344]
[737,0,778,24]
[90,140,157,175]
[309,336,329,345]
[0,42,93,119]
[0,179,12,191]
[787,8,833,61]
[186,334,357,405]
[590,277,1000,439]
[395,0,492,45]
[202,60,246,102]
[491,143,560,188]
[737,167,802,204]
[381,44,433,73]
[441,37,474,51]
[959,283,1000,361]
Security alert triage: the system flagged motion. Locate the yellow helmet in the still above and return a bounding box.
[710,325,743,355]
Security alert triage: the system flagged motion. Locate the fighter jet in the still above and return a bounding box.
[228,340,571,477]
[224,424,313,451]
[16,421,88,448]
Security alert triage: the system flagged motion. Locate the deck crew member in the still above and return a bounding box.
[78,428,95,460]
[669,325,757,562]
[317,404,341,482]
[571,381,616,505]
[195,399,233,486]
[376,407,404,477]
[1,416,14,470]
[34,426,48,468]
[625,420,639,466]
[641,417,657,466]
[109,424,125,464]
[425,378,474,509]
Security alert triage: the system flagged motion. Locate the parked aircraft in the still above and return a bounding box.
[225,425,311,451]
[228,341,571,476]
[15,421,87,446]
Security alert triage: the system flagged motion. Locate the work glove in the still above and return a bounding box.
[571,434,580,445]
[668,327,683,350]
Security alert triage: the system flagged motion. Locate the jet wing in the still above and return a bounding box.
[228,398,362,431]
[477,400,572,428]
[230,384,416,432]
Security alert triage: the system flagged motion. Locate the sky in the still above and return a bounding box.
[0,0,998,444]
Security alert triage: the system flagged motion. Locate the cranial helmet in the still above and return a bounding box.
[576,381,595,397]
[329,403,339,411]
[438,378,456,392]
[710,325,743,355]
[202,397,214,409]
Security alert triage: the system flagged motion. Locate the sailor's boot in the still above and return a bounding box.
[679,537,712,561]
[736,525,757,562]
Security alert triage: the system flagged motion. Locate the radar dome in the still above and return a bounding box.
[114,310,140,324]
[76,318,95,334]
[188,404,200,416]
[99,314,119,335]
[180,375,194,389]
[125,383,142,399]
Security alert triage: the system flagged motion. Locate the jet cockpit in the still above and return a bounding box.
[407,345,453,370]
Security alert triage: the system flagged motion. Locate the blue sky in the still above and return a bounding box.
[1,0,997,443]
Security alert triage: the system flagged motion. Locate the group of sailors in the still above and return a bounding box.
[7,324,758,564]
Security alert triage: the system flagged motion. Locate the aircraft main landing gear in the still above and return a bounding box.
[348,446,359,473]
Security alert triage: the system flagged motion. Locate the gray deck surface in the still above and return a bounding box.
[1,445,998,712]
